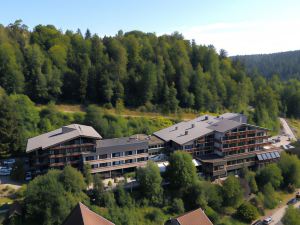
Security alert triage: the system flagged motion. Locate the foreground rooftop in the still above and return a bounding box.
[26,124,101,153]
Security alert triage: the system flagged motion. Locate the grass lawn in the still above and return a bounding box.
[36,103,221,121]
[0,197,13,205]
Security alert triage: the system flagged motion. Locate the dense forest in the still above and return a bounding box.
[232,50,300,79]
[1,20,300,157]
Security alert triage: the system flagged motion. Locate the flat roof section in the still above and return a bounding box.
[129,134,165,145]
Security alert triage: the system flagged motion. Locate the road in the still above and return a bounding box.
[279,118,297,141]
[269,200,300,225]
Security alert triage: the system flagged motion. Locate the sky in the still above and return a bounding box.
[1,0,300,55]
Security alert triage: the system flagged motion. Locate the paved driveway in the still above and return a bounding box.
[279,118,297,141]
[265,199,300,225]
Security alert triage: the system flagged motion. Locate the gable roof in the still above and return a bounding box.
[63,202,115,225]
[26,124,102,153]
[173,208,213,225]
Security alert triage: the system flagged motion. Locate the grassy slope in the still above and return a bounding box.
[286,118,300,139]
[36,104,209,121]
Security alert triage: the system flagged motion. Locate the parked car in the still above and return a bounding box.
[263,217,272,225]
[0,167,11,176]
[287,198,298,205]
[25,172,32,181]
[3,159,16,167]
[252,220,263,225]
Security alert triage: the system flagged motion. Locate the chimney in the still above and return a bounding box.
[191,124,195,128]
[185,130,189,135]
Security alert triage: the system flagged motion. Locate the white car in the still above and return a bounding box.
[0,167,11,176]
[263,217,272,224]
[3,159,16,167]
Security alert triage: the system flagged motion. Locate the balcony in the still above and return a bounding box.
[218,142,269,152]
[86,153,149,163]
[90,161,147,173]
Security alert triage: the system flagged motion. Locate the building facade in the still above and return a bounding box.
[26,124,101,173]
[154,113,280,179]
[26,113,279,179]
[83,137,149,178]
[26,125,165,177]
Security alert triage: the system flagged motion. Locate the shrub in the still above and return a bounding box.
[205,206,220,224]
[236,202,259,223]
[171,198,185,214]
[146,208,165,224]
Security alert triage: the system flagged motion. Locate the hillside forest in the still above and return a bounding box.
[1,20,300,157]
[232,50,300,80]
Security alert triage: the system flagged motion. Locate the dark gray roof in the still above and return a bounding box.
[153,115,218,145]
[153,113,260,145]
[207,119,241,132]
[96,137,147,148]
[26,124,102,153]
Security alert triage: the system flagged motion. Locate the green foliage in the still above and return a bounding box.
[282,206,300,225]
[278,152,300,188]
[256,163,283,190]
[114,185,133,208]
[236,202,259,223]
[0,21,293,126]
[261,183,280,209]
[0,94,24,157]
[24,169,85,225]
[102,191,116,208]
[10,159,25,181]
[82,164,92,186]
[166,151,197,193]
[170,198,185,214]
[59,165,86,194]
[136,161,163,205]
[222,175,243,208]
[145,208,165,224]
[205,206,220,224]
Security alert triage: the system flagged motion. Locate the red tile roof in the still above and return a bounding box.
[174,208,213,225]
[63,202,114,225]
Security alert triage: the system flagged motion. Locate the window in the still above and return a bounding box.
[239,127,246,132]
[137,149,146,154]
[99,163,108,167]
[257,132,265,136]
[247,133,255,137]
[125,151,133,156]
[91,164,98,169]
[112,152,121,157]
[125,159,133,164]
[113,161,123,165]
[85,156,94,161]
[223,144,229,148]
[98,154,108,159]
[137,157,146,162]
[184,145,193,150]
[238,142,245,146]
